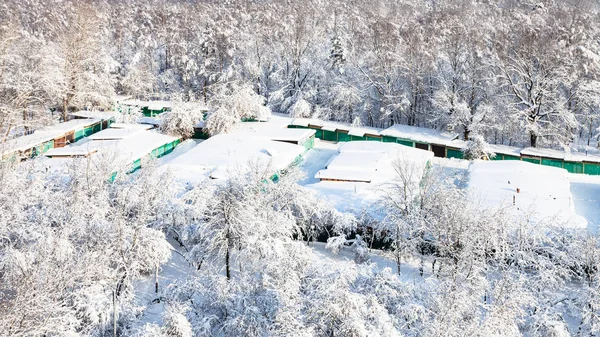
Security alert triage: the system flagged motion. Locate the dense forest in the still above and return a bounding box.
[1,0,600,148]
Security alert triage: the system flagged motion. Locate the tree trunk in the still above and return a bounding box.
[530,132,537,148]
[225,228,231,280]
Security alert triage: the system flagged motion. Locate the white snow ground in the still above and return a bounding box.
[468,160,588,229]
[568,173,600,234]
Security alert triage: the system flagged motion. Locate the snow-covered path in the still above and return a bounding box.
[134,238,196,325]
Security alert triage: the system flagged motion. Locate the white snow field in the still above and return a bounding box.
[468,160,588,229]
[568,173,600,234]
[303,141,433,214]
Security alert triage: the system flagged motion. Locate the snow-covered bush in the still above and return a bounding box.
[462,135,496,160]
[205,81,269,135]
[159,97,205,139]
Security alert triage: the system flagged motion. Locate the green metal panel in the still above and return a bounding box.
[130,159,142,173]
[503,155,520,161]
[92,123,102,133]
[74,129,85,142]
[84,126,94,137]
[350,135,366,141]
[313,129,324,139]
[366,135,382,142]
[322,130,337,142]
[165,142,174,154]
[541,158,563,168]
[446,148,463,159]
[522,157,541,164]
[584,162,600,175]
[337,132,351,142]
[301,136,315,151]
[396,139,414,147]
[157,145,165,157]
[288,125,308,129]
[382,136,397,143]
[490,153,502,160]
[564,161,584,174]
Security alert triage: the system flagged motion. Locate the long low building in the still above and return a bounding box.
[287,117,600,175]
[1,117,113,160]
[44,124,181,174]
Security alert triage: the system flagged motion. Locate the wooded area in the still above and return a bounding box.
[1,0,599,149]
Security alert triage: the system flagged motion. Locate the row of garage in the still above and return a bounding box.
[288,118,600,175]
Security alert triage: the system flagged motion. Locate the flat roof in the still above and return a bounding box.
[88,127,145,140]
[0,119,103,156]
[380,124,458,146]
[109,123,154,130]
[45,147,97,158]
[71,110,116,120]
[485,144,523,157]
[45,130,179,168]
[289,118,382,137]
[164,133,305,180]
[315,141,433,183]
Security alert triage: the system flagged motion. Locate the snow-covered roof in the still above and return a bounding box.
[147,100,172,111]
[486,144,522,157]
[314,141,433,183]
[70,110,117,120]
[380,124,458,146]
[289,118,382,137]
[239,128,315,144]
[44,147,98,158]
[327,151,385,170]
[468,160,587,229]
[109,123,154,130]
[347,126,381,137]
[0,119,103,156]
[446,139,468,150]
[315,169,377,183]
[520,147,565,159]
[88,127,146,140]
[235,118,316,143]
[45,130,179,170]
[163,133,305,181]
[520,147,600,163]
[120,100,174,110]
[306,142,432,215]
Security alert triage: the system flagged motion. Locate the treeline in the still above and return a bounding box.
[1,0,600,148]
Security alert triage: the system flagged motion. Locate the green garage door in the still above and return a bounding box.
[584,162,600,175]
[337,132,351,142]
[396,139,414,147]
[563,161,584,174]
[541,158,563,168]
[522,157,541,164]
[351,135,366,141]
[322,130,337,142]
[446,148,463,159]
